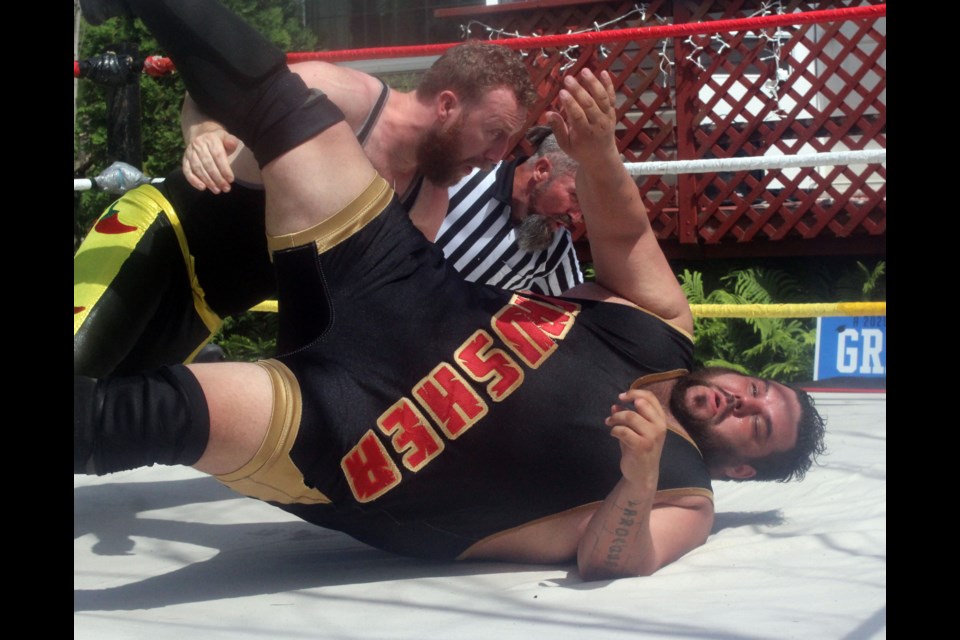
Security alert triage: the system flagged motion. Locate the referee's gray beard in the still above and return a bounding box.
[514,214,555,252]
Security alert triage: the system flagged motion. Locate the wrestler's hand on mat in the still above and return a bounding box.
[544,68,618,167]
[606,389,666,488]
[182,128,241,194]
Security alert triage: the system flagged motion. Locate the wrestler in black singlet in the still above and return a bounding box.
[254,189,711,560]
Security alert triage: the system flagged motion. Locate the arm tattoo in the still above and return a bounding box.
[604,500,641,568]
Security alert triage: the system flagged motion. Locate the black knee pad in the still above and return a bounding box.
[243,84,347,168]
[75,365,210,475]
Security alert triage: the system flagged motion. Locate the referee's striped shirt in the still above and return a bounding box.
[436,159,584,296]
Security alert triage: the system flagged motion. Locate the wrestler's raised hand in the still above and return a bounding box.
[182,128,242,193]
[605,389,667,488]
[544,68,618,167]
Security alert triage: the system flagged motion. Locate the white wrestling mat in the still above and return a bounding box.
[74,390,886,640]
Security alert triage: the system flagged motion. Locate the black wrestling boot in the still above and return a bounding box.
[78,0,132,26]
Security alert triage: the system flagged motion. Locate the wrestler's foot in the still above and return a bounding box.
[79,0,132,26]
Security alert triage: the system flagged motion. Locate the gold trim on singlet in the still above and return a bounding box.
[215,359,331,505]
[655,487,714,503]
[629,368,690,390]
[266,175,394,256]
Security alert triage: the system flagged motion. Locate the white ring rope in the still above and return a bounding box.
[74,177,166,192]
[624,149,886,176]
[74,161,165,193]
[75,150,886,192]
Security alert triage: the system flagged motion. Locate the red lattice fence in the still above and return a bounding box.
[436,0,886,260]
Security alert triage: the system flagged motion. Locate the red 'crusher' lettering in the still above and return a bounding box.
[514,294,581,339]
[377,398,445,471]
[455,330,524,402]
[341,430,402,502]
[414,363,488,440]
[492,294,580,368]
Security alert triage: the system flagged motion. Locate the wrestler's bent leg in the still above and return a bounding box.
[75,361,276,477]
[80,0,381,238]
[73,0,389,478]
[74,188,216,377]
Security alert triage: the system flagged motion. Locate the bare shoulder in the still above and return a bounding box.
[288,61,385,127]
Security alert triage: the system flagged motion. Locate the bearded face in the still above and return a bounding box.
[669,368,742,469]
[513,176,577,252]
[416,113,466,187]
[514,214,557,252]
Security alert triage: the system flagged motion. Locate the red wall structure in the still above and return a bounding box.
[435,0,886,261]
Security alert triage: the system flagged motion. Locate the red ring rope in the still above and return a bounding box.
[74,3,885,78]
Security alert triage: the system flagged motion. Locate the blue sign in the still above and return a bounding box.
[814,316,886,381]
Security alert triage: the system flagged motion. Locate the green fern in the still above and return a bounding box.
[680,267,816,382]
[858,260,886,300]
[678,268,704,302]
